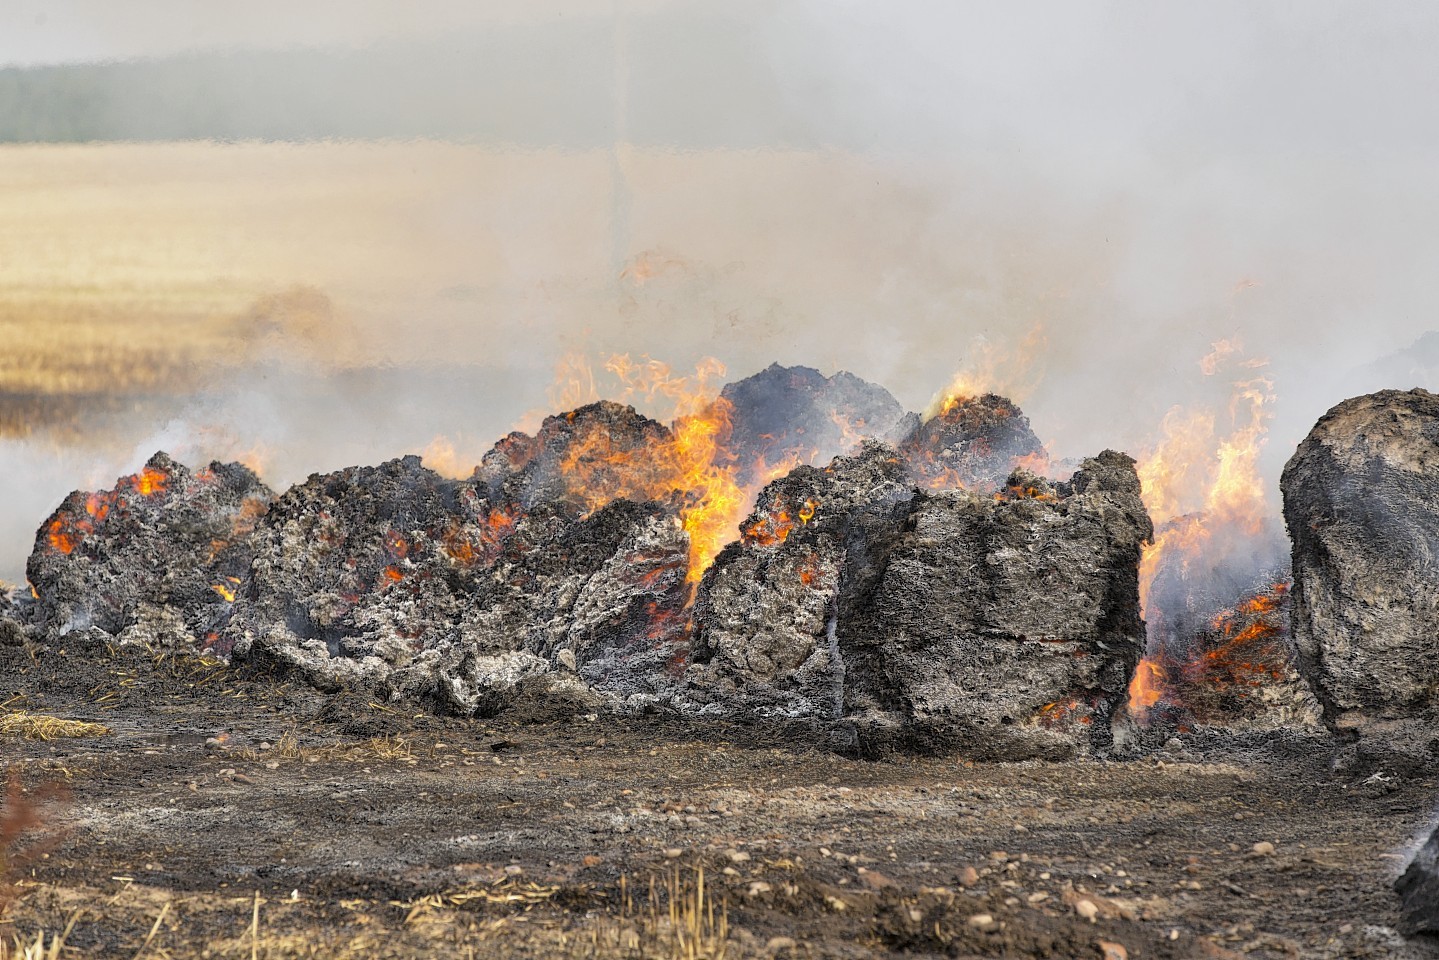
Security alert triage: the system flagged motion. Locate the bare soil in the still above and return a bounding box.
[3,642,1438,959]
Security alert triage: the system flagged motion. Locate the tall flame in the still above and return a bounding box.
[543,354,748,586]
[1129,338,1277,718]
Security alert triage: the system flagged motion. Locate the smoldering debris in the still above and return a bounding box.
[7,369,1436,767]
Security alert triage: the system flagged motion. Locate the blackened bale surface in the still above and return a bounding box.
[26,452,272,647]
[688,441,914,719]
[1281,388,1439,759]
[851,451,1151,758]
[226,409,694,714]
[690,445,1151,758]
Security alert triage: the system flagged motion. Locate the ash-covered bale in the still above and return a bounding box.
[718,363,913,486]
[690,445,1151,758]
[226,420,694,713]
[26,452,272,647]
[899,394,1048,491]
[849,451,1151,757]
[1282,389,1439,761]
[688,441,915,718]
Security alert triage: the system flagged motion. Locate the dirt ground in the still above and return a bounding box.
[3,642,1438,960]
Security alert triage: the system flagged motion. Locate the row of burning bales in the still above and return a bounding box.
[5,363,1436,760]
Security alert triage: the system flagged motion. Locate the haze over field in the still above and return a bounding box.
[1,1,1436,583]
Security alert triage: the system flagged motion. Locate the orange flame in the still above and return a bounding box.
[211,576,240,603]
[1128,658,1169,713]
[923,324,1048,419]
[1130,339,1277,717]
[46,518,77,555]
[539,355,749,585]
[132,466,170,497]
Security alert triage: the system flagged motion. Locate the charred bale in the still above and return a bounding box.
[0,586,27,647]
[688,441,915,718]
[473,400,677,511]
[689,445,1150,758]
[718,363,913,487]
[899,393,1047,491]
[1124,580,1322,740]
[847,451,1152,758]
[26,452,272,647]
[227,434,693,714]
[1282,388,1439,764]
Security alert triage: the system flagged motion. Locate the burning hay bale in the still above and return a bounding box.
[688,441,915,720]
[26,452,272,647]
[898,392,1048,491]
[1125,581,1322,735]
[474,400,677,510]
[13,375,1161,759]
[717,363,913,487]
[851,451,1152,757]
[222,447,691,713]
[690,446,1151,758]
[1282,388,1439,763]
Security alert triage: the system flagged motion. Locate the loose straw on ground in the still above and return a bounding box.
[0,712,109,740]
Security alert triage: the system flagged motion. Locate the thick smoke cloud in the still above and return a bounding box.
[0,2,1436,585]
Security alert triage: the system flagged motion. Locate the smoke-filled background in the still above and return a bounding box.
[1,0,1436,584]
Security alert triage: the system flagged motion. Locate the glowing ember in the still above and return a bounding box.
[131,466,170,497]
[46,518,77,555]
[211,577,240,603]
[741,497,817,549]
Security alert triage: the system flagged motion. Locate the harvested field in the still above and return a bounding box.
[1,643,1436,959]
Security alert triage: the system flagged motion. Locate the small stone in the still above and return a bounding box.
[582,855,602,867]
[663,848,684,859]
[989,851,1008,862]
[764,936,797,955]
[1027,891,1049,903]
[1098,941,1128,960]
[908,907,924,922]
[825,896,849,912]
[1251,841,1275,856]
[1075,898,1099,922]
[264,760,279,770]
[747,881,772,897]
[722,867,739,877]
[958,866,980,887]
[504,865,523,876]
[725,849,751,863]
[966,913,996,931]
